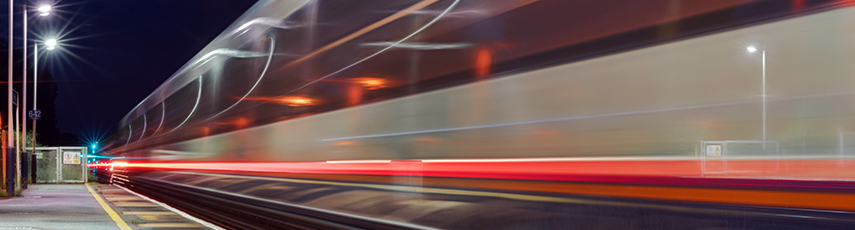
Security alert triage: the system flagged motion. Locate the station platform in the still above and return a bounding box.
[0,184,219,230]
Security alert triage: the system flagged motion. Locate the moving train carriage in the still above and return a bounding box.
[96,0,855,228]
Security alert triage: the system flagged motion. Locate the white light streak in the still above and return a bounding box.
[322,100,752,141]
[410,9,486,18]
[169,77,202,133]
[231,17,299,36]
[152,102,165,136]
[138,113,146,141]
[280,0,460,95]
[206,37,276,121]
[125,124,132,147]
[191,49,268,69]
[359,42,471,50]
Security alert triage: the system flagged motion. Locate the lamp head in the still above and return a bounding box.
[747,46,757,53]
[45,38,58,50]
[37,5,51,13]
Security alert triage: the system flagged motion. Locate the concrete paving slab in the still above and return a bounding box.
[0,184,120,230]
[90,184,219,230]
[0,183,220,230]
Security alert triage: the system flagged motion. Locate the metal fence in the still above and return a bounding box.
[699,140,779,176]
[32,146,88,183]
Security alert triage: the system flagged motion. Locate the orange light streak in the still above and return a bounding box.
[350,77,390,90]
[347,84,364,105]
[234,117,249,128]
[201,126,210,137]
[241,95,317,107]
[475,47,492,77]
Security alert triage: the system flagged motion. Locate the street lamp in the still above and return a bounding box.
[747,46,766,149]
[37,5,51,17]
[20,4,54,191]
[45,39,57,50]
[32,38,57,153]
[746,46,757,53]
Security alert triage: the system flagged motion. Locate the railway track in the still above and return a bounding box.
[116,172,418,230]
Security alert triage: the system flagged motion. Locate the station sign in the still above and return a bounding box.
[28,110,41,120]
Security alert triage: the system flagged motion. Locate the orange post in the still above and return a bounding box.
[1,130,5,189]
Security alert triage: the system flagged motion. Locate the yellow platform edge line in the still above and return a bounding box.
[86,184,134,230]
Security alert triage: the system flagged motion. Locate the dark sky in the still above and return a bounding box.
[2,0,257,141]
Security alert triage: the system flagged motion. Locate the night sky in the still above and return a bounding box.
[1,0,256,142]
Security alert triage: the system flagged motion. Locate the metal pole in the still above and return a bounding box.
[33,44,37,158]
[762,50,766,149]
[22,3,27,174]
[15,93,19,190]
[7,0,16,197]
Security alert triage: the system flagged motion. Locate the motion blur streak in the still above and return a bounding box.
[89,158,855,181]
[231,17,300,37]
[349,77,390,90]
[205,37,276,121]
[241,95,317,107]
[358,42,473,50]
[326,160,393,163]
[168,77,202,133]
[167,171,855,213]
[151,102,164,136]
[193,49,268,67]
[124,124,131,147]
[322,100,751,141]
[279,0,457,95]
[89,160,855,211]
[97,0,855,228]
[138,113,146,141]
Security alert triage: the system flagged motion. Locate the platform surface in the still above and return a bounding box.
[0,184,213,230]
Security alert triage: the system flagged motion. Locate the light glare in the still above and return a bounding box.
[37,5,51,13]
[747,46,757,52]
[45,38,58,47]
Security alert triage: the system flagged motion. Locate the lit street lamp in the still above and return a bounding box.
[45,39,57,50]
[16,3,53,192]
[37,5,51,17]
[747,46,766,149]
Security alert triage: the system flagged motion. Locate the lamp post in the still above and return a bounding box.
[747,46,766,149]
[21,3,27,190]
[19,4,52,190]
[7,0,16,197]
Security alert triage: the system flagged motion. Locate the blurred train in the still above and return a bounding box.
[95,0,855,229]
